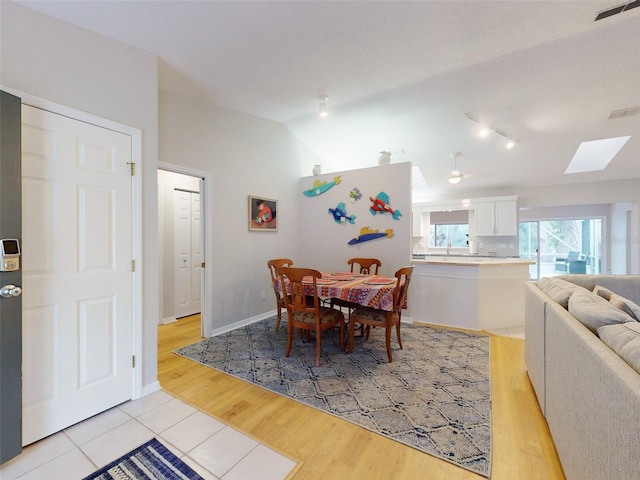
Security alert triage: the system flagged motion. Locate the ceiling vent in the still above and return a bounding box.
[609,106,640,119]
[595,0,640,21]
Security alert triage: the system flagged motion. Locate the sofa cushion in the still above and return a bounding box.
[537,277,588,309]
[597,322,640,374]
[568,289,635,334]
[593,285,640,320]
[609,293,640,321]
[592,284,614,300]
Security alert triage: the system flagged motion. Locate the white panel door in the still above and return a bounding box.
[190,192,202,310]
[174,190,201,318]
[21,105,133,445]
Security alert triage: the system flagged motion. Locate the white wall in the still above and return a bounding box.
[159,92,323,334]
[0,2,160,389]
[610,202,633,275]
[298,163,412,276]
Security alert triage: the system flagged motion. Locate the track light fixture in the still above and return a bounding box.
[464,113,517,149]
[448,152,463,184]
[319,96,328,118]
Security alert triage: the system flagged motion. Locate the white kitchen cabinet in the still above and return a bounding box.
[474,199,517,236]
[412,208,424,237]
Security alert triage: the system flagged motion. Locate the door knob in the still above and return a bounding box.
[0,284,22,298]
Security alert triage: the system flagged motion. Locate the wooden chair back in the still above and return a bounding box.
[347,265,414,362]
[278,266,344,366]
[392,266,414,315]
[267,258,293,331]
[278,266,322,315]
[348,258,381,275]
[268,258,293,289]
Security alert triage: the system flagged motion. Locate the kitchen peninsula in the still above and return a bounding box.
[411,255,534,331]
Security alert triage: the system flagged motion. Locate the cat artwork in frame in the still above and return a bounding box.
[249,195,278,232]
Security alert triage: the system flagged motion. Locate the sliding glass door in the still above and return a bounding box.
[519,218,602,280]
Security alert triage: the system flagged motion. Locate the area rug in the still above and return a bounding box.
[83,438,204,480]
[175,316,492,477]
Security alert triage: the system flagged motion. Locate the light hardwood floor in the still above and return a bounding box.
[158,315,566,480]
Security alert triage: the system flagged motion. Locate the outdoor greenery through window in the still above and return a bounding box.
[519,218,602,279]
[430,224,469,247]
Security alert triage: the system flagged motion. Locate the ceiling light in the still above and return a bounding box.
[448,152,464,184]
[478,126,490,138]
[448,171,463,184]
[565,136,630,174]
[464,113,517,149]
[319,96,328,118]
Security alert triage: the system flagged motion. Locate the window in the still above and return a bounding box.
[519,218,602,279]
[430,224,469,247]
[429,210,469,247]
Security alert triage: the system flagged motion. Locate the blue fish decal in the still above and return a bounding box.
[348,227,394,245]
[303,176,341,197]
[328,202,356,224]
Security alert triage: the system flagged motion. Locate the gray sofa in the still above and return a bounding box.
[524,274,640,480]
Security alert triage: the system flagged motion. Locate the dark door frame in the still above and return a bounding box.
[0,90,23,463]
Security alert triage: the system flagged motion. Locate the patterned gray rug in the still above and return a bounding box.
[174,316,491,477]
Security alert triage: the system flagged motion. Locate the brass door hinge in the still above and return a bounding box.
[132,355,136,368]
[131,259,136,272]
[201,262,205,268]
[128,162,136,176]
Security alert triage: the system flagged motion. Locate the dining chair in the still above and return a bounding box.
[347,266,414,362]
[348,257,381,275]
[278,267,345,366]
[330,257,382,317]
[267,258,294,331]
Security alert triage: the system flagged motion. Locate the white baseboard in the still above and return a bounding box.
[140,381,161,398]
[161,316,177,325]
[210,310,276,337]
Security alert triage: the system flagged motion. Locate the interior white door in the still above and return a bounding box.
[190,192,202,311]
[174,190,201,318]
[21,105,133,445]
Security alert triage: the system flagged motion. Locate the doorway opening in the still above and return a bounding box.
[158,167,207,335]
[519,218,603,280]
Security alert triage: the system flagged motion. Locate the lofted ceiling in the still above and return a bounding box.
[15,0,640,201]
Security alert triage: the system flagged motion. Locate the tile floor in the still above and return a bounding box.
[0,390,298,480]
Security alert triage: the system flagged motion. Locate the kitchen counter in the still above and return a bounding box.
[413,255,533,266]
[410,257,533,331]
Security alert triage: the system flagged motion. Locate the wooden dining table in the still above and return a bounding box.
[278,271,398,311]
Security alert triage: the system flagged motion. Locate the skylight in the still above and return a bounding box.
[564,136,630,174]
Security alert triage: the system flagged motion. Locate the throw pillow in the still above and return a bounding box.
[597,322,640,374]
[537,277,588,309]
[593,284,614,301]
[609,293,640,321]
[568,289,634,334]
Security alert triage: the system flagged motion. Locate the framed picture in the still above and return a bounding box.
[248,195,278,231]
